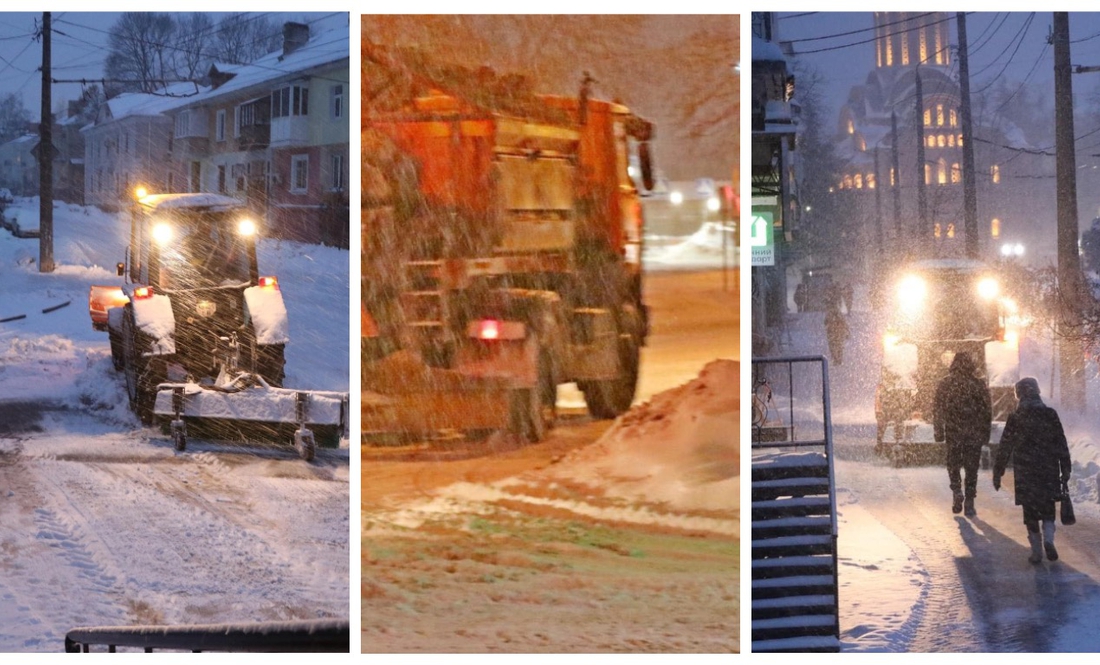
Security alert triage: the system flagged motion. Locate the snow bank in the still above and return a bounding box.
[535,359,739,515]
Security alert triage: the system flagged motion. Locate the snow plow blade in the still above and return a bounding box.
[362,350,513,440]
[153,383,348,459]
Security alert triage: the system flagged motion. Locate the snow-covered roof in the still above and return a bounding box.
[175,27,349,110]
[753,34,787,63]
[139,193,245,213]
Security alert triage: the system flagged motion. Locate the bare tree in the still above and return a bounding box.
[213,13,282,65]
[104,12,177,95]
[175,13,214,81]
[0,92,30,144]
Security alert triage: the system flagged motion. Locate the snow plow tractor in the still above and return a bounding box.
[361,64,654,443]
[874,259,1020,467]
[89,190,347,460]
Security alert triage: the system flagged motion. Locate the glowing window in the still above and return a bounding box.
[948,134,956,147]
[947,223,956,239]
[886,35,893,66]
[844,174,853,189]
[901,33,910,65]
[924,109,932,126]
[848,119,854,134]
[938,135,945,148]
[854,173,863,189]
[919,27,928,63]
[937,104,944,126]
[925,163,931,185]
[958,134,964,146]
[937,158,947,185]
[935,25,944,64]
[890,168,896,186]
[867,173,876,189]
[951,163,961,183]
[992,218,1001,238]
[992,164,1001,184]
[927,135,936,148]
[934,223,942,238]
[950,109,958,127]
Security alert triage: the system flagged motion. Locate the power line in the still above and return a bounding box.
[785,12,935,45]
[970,13,1036,94]
[790,14,964,56]
[969,13,1034,81]
[968,13,1010,57]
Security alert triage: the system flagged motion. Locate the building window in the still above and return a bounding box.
[886,34,893,66]
[925,163,931,185]
[854,173,863,189]
[867,172,876,189]
[890,167,896,186]
[216,109,226,142]
[331,84,344,120]
[290,154,309,193]
[272,85,309,119]
[847,119,854,134]
[991,218,1001,238]
[924,109,931,126]
[948,134,956,147]
[901,32,910,65]
[927,135,935,148]
[947,223,956,239]
[934,223,942,238]
[175,111,190,138]
[958,134,964,146]
[331,153,344,190]
[937,134,946,148]
[844,174,853,189]
[951,163,961,183]
[217,164,227,193]
[234,106,241,138]
[189,161,201,193]
[935,25,944,64]
[858,136,866,151]
[950,108,958,127]
[937,158,947,185]
[991,164,1001,184]
[919,27,928,63]
[936,104,944,126]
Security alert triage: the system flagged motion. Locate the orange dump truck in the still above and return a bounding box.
[362,80,655,442]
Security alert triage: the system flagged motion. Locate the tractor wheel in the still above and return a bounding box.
[508,346,555,443]
[122,307,157,425]
[256,343,286,387]
[580,303,641,420]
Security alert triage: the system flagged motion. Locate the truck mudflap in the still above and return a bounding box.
[361,350,513,440]
[152,380,349,461]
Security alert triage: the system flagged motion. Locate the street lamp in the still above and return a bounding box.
[707,196,720,213]
[670,190,683,206]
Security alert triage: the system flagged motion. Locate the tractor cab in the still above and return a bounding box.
[123,191,260,291]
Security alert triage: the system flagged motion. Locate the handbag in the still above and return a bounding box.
[1061,481,1076,526]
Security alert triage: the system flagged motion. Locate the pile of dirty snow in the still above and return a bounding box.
[536,359,739,514]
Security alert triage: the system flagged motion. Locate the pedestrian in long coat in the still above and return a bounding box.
[993,377,1072,563]
[933,351,992,517]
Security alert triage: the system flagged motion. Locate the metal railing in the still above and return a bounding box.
[65,618,349,653]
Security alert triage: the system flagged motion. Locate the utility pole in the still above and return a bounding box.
[1053,12,1086,411]
[891,110,903,251]
[957,12,979,259]
[873,147,884,256]
[38,11,53,273]
[915,69,929,247]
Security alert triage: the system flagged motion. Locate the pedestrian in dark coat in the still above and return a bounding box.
[993,377,1072,563]
[824,304,849,366]
[933,351,992,517]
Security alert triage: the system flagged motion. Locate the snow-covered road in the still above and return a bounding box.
[0,198,350,651]
[768,282,1100,652]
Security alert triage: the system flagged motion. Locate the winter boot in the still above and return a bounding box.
[952,492,964,514]
[964,497,976,518]
[1043,521,1059,561]
[1028,531,1044,564]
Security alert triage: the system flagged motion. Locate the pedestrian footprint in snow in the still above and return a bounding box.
[993,377,1072,564]
[824,303,849,366]
[933,352,992,517]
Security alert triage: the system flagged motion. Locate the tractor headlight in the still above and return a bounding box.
[897,274,926,311]
[977,277,1000,300]
[151,222,173,245]
[238,218,257,236]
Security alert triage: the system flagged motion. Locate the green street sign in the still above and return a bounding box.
[750,210,774,266]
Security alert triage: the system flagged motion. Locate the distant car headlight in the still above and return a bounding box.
[897,274,926,311]
[977,277,999,300]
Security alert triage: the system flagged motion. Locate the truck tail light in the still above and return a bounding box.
[477,319,501,340]
[258,276,279,290]
[133,286,154,300]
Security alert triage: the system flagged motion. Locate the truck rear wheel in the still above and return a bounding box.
[580,304,641,419]
[509,350,555,442]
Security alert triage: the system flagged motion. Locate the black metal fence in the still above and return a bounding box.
[65,619,349,653]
